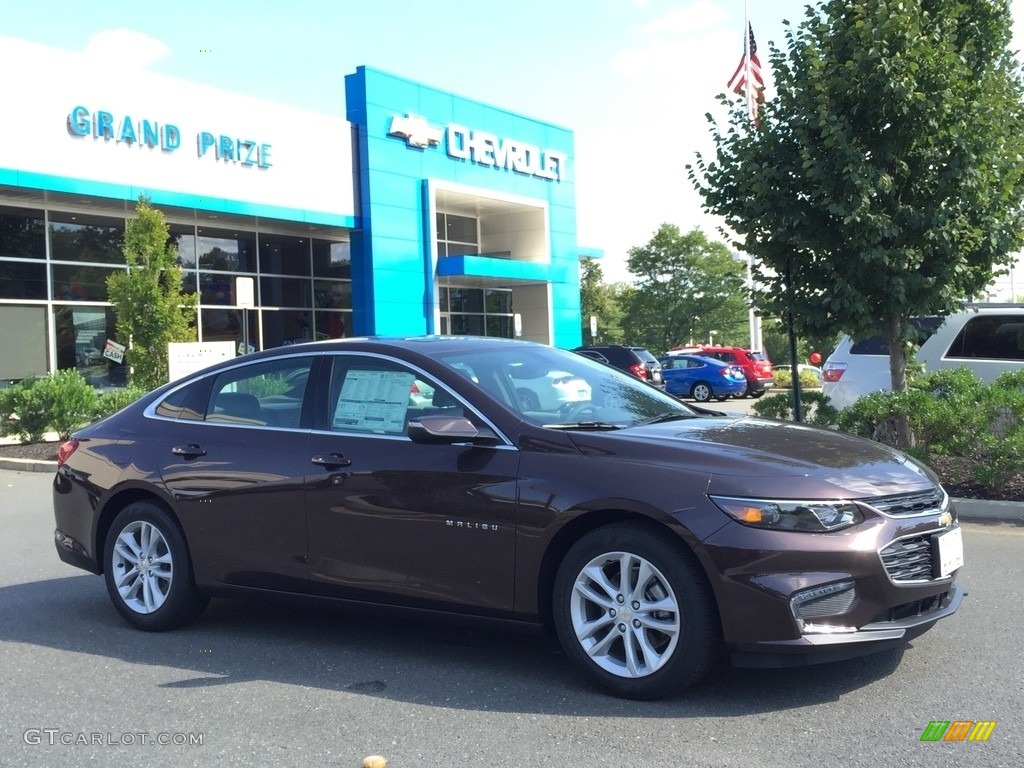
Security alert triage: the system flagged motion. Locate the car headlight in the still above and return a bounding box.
[709,495,863,532]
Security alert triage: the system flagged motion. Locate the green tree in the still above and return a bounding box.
[622,225,748,354]
[579,259,625,344]
[106,197,196,390]
[690,0,1024,415]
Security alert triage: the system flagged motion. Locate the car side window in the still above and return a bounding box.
[206,356,315,428]
[326,355,464,436]
[946,316,1024,361]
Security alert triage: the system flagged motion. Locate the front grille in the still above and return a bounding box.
[794,588,857,619]
[867,488,946,517]
[880,535,934,582]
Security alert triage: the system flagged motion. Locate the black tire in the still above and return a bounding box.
[552,523,719,700]
[103,501,208,631]
[690,382,713,402]
[715,395,729,402]
[749,389,766,399]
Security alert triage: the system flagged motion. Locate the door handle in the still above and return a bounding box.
[311,453,352,468]
[171,444,207,457]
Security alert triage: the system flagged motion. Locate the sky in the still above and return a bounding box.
[4,0,1024,283]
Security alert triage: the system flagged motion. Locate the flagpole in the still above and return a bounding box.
[743,0,751,122]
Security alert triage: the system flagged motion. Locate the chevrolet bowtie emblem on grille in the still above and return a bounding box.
[388,114,442,148]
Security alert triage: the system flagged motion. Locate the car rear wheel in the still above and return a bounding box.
[552,524,719,699]
[749,389,766,399]
[690,382,713,402]
[103,501,208,631]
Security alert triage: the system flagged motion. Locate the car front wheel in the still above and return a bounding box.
[103,501,208,631]
[552,523,719,699]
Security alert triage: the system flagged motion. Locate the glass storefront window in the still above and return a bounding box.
[197,227,255,272]
[0,205,45,259]
[315,310,350,340]
[200,306,256,347]
[260,234,311,276]
[0,261,47,299]
[485,289,512,313]
[169,223,197,268]
[52,305,127,387]
[0,305,47,380]
[448,314,485,336]
[312,240,351,279]
[51,263,121,302]
[314,280,351,310]
[200,273,245,305]
[260,276,312,308]
[449,288,484,313]
[262,309,314,348]
[49,212,125,264]
[487,315,513,338]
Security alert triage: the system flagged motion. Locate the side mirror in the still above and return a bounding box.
[407,415,499,445]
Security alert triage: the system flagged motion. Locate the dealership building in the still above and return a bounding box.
[0,35,586,384]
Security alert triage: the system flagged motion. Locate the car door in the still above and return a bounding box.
[155,353,319,593]
[304,353,520,617]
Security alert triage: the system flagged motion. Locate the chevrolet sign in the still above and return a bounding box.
[387,113,566,182]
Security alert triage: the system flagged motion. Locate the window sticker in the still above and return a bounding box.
[333,369,414,433]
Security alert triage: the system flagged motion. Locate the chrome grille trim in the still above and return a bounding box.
[879,527,951,584]
[862,488,947,518]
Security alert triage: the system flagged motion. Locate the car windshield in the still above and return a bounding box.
[435,345,698,427]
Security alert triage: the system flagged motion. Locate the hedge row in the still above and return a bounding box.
[753,368,1024,491]
[0,371,146,443]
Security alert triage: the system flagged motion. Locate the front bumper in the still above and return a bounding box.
[697,499,965,667]
[730,582,963,667]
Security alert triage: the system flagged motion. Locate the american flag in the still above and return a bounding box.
[727,23,765,122]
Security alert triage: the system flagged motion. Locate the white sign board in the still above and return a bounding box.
[168,341,235,382]
[236,276,255,308]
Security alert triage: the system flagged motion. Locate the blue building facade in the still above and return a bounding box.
[345,67,582,347]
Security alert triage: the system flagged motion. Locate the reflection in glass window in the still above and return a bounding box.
[197,227,255,272]
[312,239,351,278]
[200,273,241,305]
[262,309,314,348]
[0,261,47,299]
[52,305,127,386]
[260,276,312,308]
[260,234,311,276]
[52,264,121,302]
[169,223,197,268]
[315,311,349,340]
[49,213,125,264]
[314,280,351,310]
[207,356,314,428]
[0,206,45,259]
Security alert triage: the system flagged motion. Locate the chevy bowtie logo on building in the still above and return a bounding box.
[387,112,566,182]
[388,114,443,148]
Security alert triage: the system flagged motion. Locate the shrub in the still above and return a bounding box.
[771,368,822,390]
[0,371,98,443]
[751,391,839,426]
[94,386,148,421]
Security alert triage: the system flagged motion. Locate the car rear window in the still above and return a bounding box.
[630,348,658,364]
[849,317,942,355]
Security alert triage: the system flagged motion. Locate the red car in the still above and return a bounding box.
[671,345,774,398]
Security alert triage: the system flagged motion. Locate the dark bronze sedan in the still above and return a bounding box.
[53,337,964,699]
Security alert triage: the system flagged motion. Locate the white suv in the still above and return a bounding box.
[822,304,1024,409]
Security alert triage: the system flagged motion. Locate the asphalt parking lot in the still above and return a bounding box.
[1,467,1022,768]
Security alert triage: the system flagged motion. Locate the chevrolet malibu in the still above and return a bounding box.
[53,336,964,700]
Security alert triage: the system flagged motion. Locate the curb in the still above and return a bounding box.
[2,456,1020,525]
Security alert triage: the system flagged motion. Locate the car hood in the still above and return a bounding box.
[565,416,939,499]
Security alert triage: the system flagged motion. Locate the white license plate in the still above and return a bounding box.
[935,527,964,577]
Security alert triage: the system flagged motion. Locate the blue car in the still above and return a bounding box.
[658,354,748,402]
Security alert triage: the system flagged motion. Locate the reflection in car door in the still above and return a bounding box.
[155,354,319,593]
[304,354,520,617]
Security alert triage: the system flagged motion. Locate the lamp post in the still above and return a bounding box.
[709,330,718,346]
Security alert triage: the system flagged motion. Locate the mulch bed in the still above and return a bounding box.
[2,440,1021,502]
